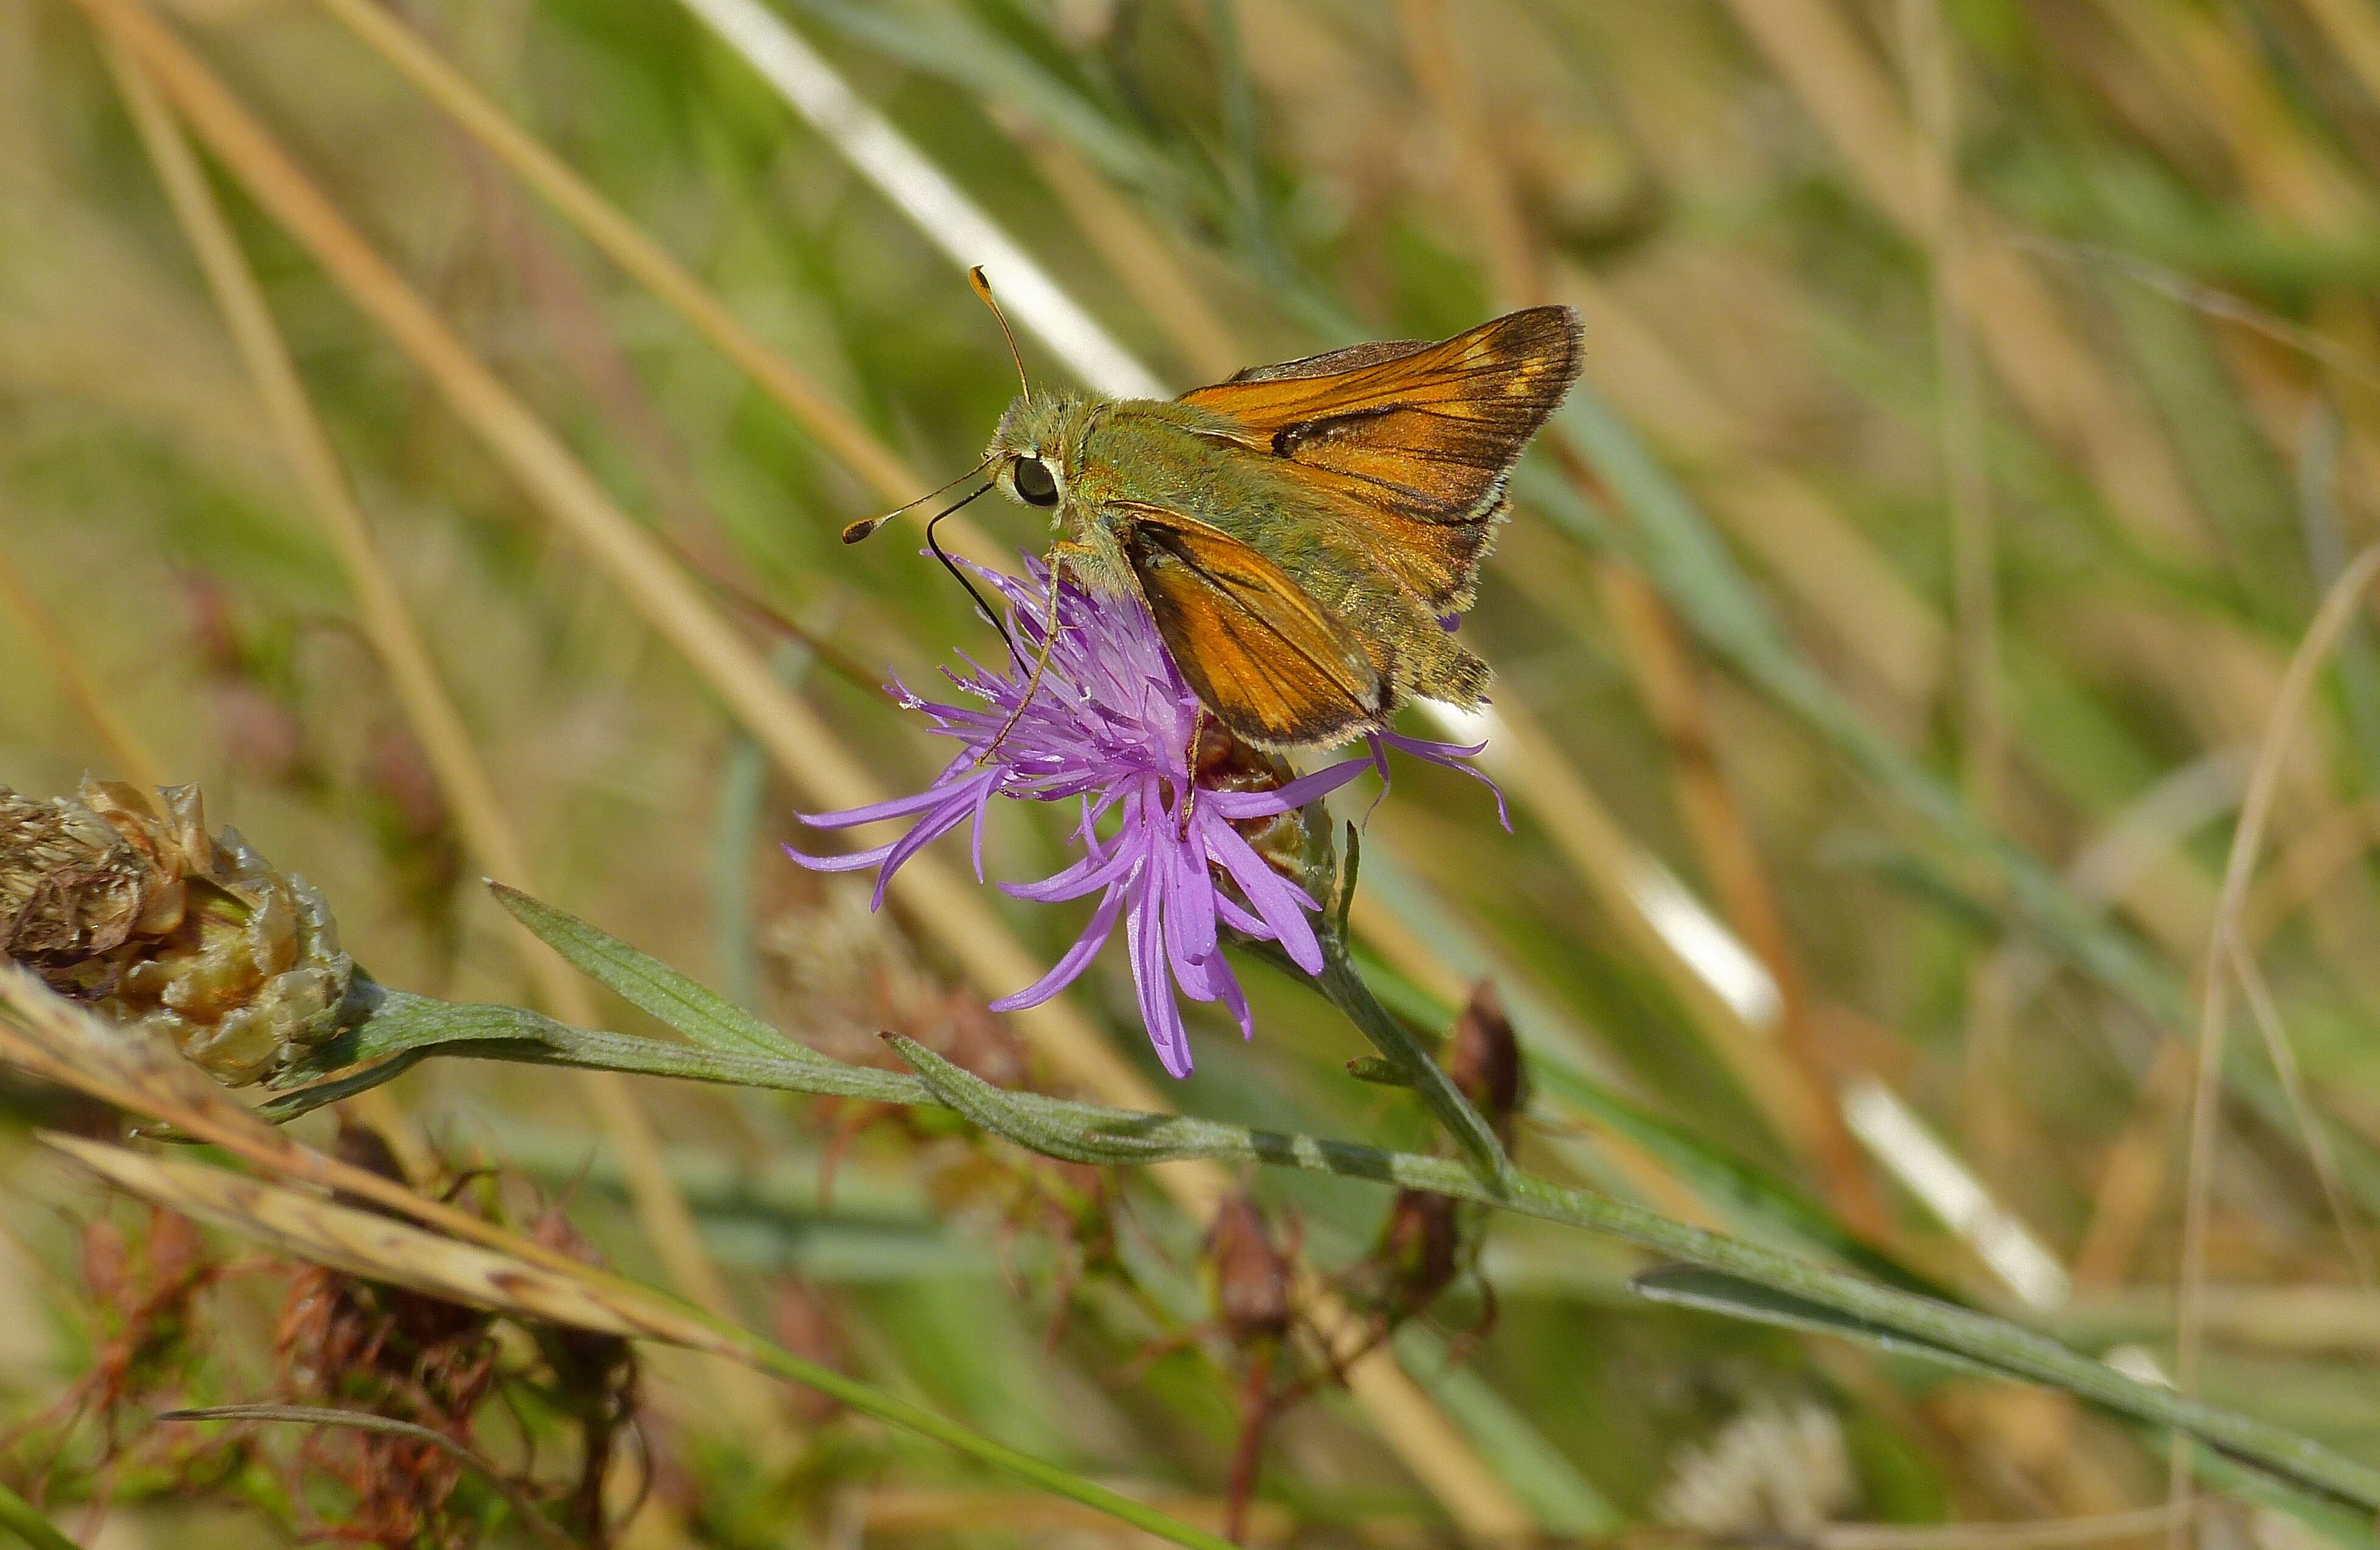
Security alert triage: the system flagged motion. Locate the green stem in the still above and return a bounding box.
[719,1332,1239,1550]
[1313,935,1511,1186]
[888,1037,2380,1512]
[0,1482,75,1550]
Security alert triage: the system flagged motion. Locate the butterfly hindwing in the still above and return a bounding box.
[1105,500,1389,750]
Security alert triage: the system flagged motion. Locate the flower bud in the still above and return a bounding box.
[1205,1195,1294,1347]
[4,780,352,1085]
[1444,981,1524,1146]
[1374,1188,1462,1308]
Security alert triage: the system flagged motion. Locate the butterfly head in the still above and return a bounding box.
[986,392,1093,526]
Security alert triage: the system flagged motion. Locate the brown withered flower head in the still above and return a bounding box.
[0,784,167,964]
[1444,980,1526,1147]
[1205,1194,1296,1349]
[1,780,353,1085]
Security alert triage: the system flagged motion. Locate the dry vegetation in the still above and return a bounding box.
[7,0,2380,1545]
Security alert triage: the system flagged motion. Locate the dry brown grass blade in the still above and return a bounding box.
[1817,1506,2191,1550]
[74,1,1529,1529]
[40,1132,713,1348]
[2071,1039,2194,1289]
[0,544,169,790]
[0,962,307,1163]
[1398,0,1885,1234]
[2093,0,2364,231]
[1716,0,2210,563]
[1019,133,1244,384]
[2227,939,2371,1287]
[1395,0,1540,307]
[2241,793,2380,953]
[2174,541,2380,1524]
[302,0,916,512]
[0,965,624,1289]
[2296,0,2380,138]
[93,27,772,1436]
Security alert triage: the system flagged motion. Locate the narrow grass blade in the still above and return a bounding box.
[0,1481,75,1550]
[1633,1264,2010,1379]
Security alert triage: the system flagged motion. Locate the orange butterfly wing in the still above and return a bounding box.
[1109,501,1389,749]
[1178,306,1582,608]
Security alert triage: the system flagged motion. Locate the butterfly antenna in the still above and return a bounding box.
[969,266,1032,400]
[841,454,992,544]
[924,482,1018,661]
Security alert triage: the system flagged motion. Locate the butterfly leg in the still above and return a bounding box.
[977,543,1095,766]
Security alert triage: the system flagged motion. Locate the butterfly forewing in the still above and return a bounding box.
[1178,305,1582,529]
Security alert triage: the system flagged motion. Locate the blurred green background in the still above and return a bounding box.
[8,0,2380,1543]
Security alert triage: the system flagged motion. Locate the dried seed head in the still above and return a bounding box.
[1,786,163,962]
[1444,981,1525,1146]
[1205,1195,1294,1347]
[5,780,353,1086]
[1375,1189,1462,1309]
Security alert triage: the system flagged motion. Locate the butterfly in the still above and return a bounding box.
[854,275,1584,753]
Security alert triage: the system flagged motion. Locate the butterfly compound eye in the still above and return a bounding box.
[1013,456,1059,507]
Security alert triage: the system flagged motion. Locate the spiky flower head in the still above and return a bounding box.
[789,555,1498,1077]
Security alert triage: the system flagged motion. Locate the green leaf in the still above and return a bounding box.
[1529,1060,1954,1302]
[0,1480,75,1550]
[1631,1266,2380,1512]
[890,1035,1202,1166]
[490,883,821,1064]
[265,982,924,1123]
[1632,1264,2010,1379]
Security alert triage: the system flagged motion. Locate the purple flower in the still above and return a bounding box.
[788,556,1503,1078]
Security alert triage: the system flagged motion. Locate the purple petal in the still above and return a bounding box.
[867,780,992,909]
[1201,816,1324,971]
[1211,890,1269,936]
[1154,807,1219,974]
[1204,755,1372,819]
[1171,934,1249,1035]
[1124,873,1193,1078]
[782,839,894,874]
[967,776,999,881]
[989,875,1131,1012]
[1002,839,1139,903]
[1372,731,1510,831]
[795,763,973,829]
